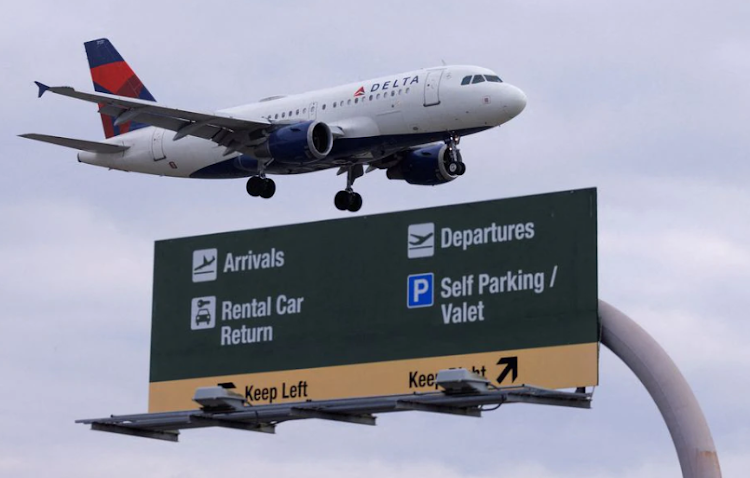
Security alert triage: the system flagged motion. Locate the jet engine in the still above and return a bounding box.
[255,120,333,163]
[386,144,461,185]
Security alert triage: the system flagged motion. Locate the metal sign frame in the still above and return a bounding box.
[78,385,592,442]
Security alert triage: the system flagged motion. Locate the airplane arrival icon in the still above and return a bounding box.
[194,256,215,273]
[192,248,218,282]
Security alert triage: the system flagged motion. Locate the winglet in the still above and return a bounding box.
[34,81,50,98]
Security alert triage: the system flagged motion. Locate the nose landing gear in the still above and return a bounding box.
[446,133,466,176]
[447,160,466,176]
[334,164,364,212]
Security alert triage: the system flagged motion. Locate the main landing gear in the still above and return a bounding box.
[446,133,466,176]
[246,175,276,199]
[246,160,276,199]
[334,164,364,212]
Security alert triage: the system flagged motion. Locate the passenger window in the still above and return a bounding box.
[281,112,285,118]
[461,75,472,85]
[391,91,395,97]
[376,93,380,99]
[322,104,326,110]
[369,95,373,101]
[333,102,337,108]
[289,111,292,116]
[406,87,410,93]
[296,109,300,115]
[340,101,344,107]
[347,99,351,105]
[274,113,278,119]
[472,75,485,84]
[355,98,359,104]
[303,108,307,113]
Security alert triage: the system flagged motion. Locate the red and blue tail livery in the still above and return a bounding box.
[84,38,155,138]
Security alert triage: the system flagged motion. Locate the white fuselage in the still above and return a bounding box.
[77,65,526,178]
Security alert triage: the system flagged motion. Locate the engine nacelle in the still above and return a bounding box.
[258,120,333,163]
[386,144,459,185]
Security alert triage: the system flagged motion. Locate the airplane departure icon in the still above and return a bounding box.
[193,255,216,273]
[409,232,434,247]
[407,223,435,258]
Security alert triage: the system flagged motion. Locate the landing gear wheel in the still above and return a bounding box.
[246,176,263,197]
[334,191,363,212]
[349,192,363,212]
[444,133,464,177]
[247,176,276,198]
[259,178,276,199]
[334,190,350,211]
[334,165,365,212]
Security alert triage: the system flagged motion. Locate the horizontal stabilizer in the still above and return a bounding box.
[32,82,270,148]
[19,133,129,153]
[34,81,50,98]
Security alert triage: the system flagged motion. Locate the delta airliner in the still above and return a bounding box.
[22,39,526,212]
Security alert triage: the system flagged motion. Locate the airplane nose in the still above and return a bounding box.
[502,84,527,119]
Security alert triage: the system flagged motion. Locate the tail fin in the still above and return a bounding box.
[84,38,156,139]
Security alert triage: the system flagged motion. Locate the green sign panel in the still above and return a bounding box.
[149,189,599,412]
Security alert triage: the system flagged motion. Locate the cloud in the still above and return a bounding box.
[0,198,151,308]
[1,1,746,478]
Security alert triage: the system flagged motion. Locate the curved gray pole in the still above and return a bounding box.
[599,300,721,478]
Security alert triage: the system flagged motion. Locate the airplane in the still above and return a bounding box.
[21,39,526,213]
[193,255,216,273]
[409,232,434,246]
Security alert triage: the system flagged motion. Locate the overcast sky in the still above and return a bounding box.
[1,1,748,477]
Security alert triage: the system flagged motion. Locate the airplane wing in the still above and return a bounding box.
[34,82,271,154]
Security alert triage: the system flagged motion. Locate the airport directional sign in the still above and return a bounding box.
[149,189,599,412]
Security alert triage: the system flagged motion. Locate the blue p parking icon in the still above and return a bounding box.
[407,273,434,308]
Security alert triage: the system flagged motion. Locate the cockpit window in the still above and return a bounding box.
[462,74,503,85]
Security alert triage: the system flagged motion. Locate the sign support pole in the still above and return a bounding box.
[599,300,722,478]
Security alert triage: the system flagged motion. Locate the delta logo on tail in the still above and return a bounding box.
[353,86,365,97]
[84,39,156,138]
